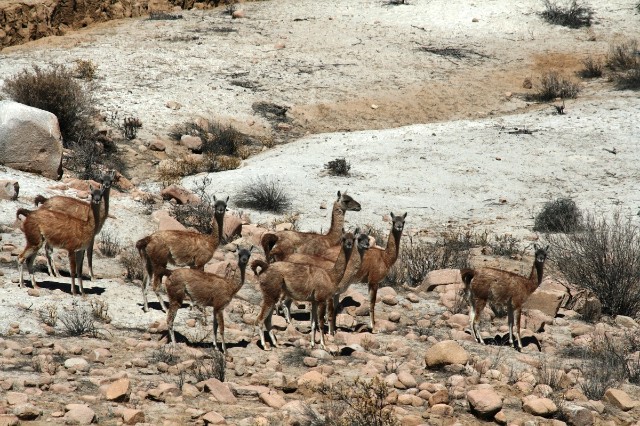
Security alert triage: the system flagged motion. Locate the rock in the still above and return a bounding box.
[0,180,19,200]
[231,9,245,19]
[180,134,203,151]
[0,100,63,180]
[524,288,566,317]
[64,357,90,372]
[429,389,449,406]
[259,391,286,408]
[467,387,503,419]
[64,404,95,424]
[615,315,638,329]
[603,388,636,411]
[397,370,417,388]
[102,378,130,402]
[122,408,145,425]
[152,210,187,231]
[202,410,226,424]
[522,396,557,417]
[161,184,200,204]
[147,382,180,401]
[524,309,553,332]
[0,415,20,426]
[201,378,237,404]
[13,404,41,420]
[303,357,318,367]
[6,392,27,405]
[149,139,166,151]
[381,295,398,306]
[425,340,469,368]
[297,370,324,387]
[166,101,182,110]
[420,269,462,291]
[430,403,453,416]
[281,401,319,426]
[223,213,243,241]
[561,403,594,426]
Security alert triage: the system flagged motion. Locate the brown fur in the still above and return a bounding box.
[137,196,228,312]
[260,191,361,263]
[17,186,105,296]
[346,212,406,332]
[253,230,358,350]
[165,248,252,352]
[462,245,549,350]
[34,171,115,280]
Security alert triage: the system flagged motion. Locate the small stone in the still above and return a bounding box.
[303,357,318,367]
[202,410,226,424]
[6,392,28,405]
[13,404,41,421]
[231,9,245,19]
[122,408,145,425]
[103,378,130,402]
[467,387,503,419]
[259,392,286,409]
[523,396,557,417]
[424,340,469,368]
[64,357,89,372]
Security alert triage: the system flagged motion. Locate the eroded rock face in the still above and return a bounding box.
[0,101,63,180]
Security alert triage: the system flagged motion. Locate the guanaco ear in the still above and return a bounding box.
[337,191,341,200]
[534,243,539,251]
[545,245,550,252]
[390,212,395,219]
[225,196,229,203]
[89,184,94,191]
[214,195,217,202]
[110,170,116,179]
[354,227,360,235]
[249,245,255,252]
[402,212,407,219]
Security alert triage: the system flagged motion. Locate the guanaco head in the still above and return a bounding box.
[355,230,371,253]
[213,196,229,218]
[237,245,254,269]
[89,185,103,205]
[100,170,117,191]
[533,244,549,265]
[340,229,356,253]
[390,212,407,233]
[337,191,361,212]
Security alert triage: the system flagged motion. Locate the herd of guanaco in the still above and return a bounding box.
[14,171,548,352]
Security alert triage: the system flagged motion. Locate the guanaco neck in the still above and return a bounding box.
[233,263,247,292]
[526,260,545,293]
[326,202,346,241]
[329,243,353,283]
[337,245,366,291]
[97,187,111,231]
[383,226,403,267]
[90,200,103,234]
[212,213,224,242]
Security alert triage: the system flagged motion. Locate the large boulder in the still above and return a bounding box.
[0,101,63,180]
[424,340,469,368]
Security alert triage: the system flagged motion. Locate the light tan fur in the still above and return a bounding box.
[261,191,361,262]
[136,196,228,312]
[165,247,252,352]
[17,186,105,296]
[252,230,360,350]
[36,171,115,280]
[342,212,407,333]
[461,244,548,350]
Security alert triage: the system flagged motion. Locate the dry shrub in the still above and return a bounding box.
[488,234,524,257]
[577,334,633,399]
[4,64,96,147]
[169,120,250,157]
[90,299,112,323]
[386,231,473,287]
[548,211,640,316]
[73,59,98,81]
[157,156,205,184]
[579,56,603,78]
[38,303,58,327]
[59,303,100,337]
[317,376,399,426]
[534,198,582,233]
[325,158,351,176]
[235,176,291,213]
[540,0,593,28]
[606,39,640,90]
[151,345,179,365]
[99,229,121,257]
[170,176,221,235]
[120,247,144,281]
[526,71,581,102]
[190,348,226,382]
[214,155,242,171]
[148,11,183,20]
[606,39,638,71]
